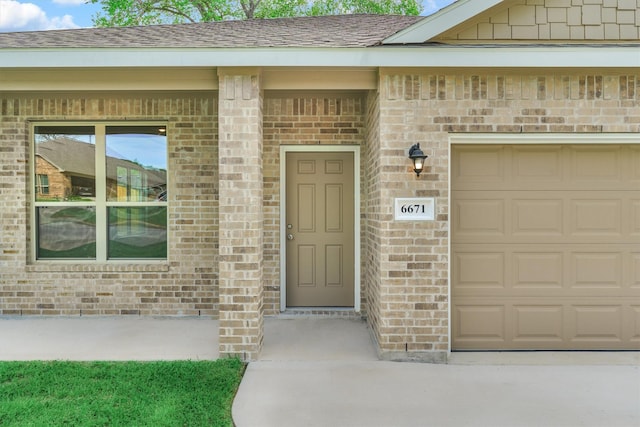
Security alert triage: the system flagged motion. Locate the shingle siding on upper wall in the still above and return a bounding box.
[438,0,640,41]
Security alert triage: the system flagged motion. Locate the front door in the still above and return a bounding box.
[286,151,354,307]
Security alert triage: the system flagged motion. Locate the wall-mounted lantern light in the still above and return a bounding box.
[408,143,428,177]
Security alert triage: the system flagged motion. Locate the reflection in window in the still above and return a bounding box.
[106,126,167,202]
[33,124,167,261]
[35,174,49,196]
[34,126,95,202]
[37,206,96,259]
[108,207,167,259]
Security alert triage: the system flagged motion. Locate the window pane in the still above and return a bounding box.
[37,206,96,259]
[108,207,167,259]
[34,126,95,202]
[106,126,167,202]
[36,174,49,195]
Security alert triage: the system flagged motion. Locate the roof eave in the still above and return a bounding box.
[1,45,639,69]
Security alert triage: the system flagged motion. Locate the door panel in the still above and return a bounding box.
[286,152,354,307]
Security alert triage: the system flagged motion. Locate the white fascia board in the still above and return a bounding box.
[0,46,639,68]
[383,0,504,44]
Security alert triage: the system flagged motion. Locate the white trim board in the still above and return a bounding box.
[383,0,503,44]
[450,133,640,145]
[1,46,638,68]
[279,145,361,312]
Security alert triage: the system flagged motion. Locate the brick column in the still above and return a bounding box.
[217,68,264,360]
[372,70,448,363]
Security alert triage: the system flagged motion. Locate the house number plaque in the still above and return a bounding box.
[394,198,435,221]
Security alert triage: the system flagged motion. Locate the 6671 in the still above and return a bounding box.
[400,204,426,214]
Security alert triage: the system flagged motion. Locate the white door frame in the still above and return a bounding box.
[279,145,361,312]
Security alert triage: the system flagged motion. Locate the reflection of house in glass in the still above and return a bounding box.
[35,137,166,201]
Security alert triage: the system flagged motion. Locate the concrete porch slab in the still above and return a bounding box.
[261,317,378,362]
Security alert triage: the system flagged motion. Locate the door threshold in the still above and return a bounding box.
[277,307,362,319]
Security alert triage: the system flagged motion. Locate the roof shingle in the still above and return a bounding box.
[0,14,424,49]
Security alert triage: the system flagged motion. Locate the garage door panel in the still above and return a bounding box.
[453,198,505,238]
[630,306,640,343]
[512,305,564,343]
[454,145,638,191]
[512,146,563,183]
[632,200,640,237]
[633,254,640,289]
[569,305,624,343]
[570,252,623,289]
[454,245,638,297]
[454,192,637,244]
[452,143,640,350]
[453,304,506,344]
[512,199,563,237]
[513,252,564,289]
[453,252,505,290]
[632,146,640,181]
[570,145,624,184]
[453,146,505,185]
[570,199,622,237]
[454,298,636,350]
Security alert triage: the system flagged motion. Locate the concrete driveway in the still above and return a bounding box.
[233,318,640,427]
[0,316,638,426]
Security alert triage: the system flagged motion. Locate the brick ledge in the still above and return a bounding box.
[25,263,170,273]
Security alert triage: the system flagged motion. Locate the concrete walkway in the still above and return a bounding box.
[233,318,640,427]
[0,316,218,360]
[0,316,638,426]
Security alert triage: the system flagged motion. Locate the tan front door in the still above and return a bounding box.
[452,143,640,350]
[286,151,354,307]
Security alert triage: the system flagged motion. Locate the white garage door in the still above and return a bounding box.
[452,143,640,350]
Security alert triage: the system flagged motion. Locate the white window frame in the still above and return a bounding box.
[30,122,168,263]
[35,174,49,195]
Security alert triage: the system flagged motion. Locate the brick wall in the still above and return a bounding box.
[34,157,69,199]
[363,90,384,351]
[2,71,638,361]
[374,70,640,361]
[262,94,366,315]
[440,0,640,40]
[217,70,265,359]
[0,93,218,316]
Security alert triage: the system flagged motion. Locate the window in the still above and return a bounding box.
[33,124,167,261]
[35,174,49,196]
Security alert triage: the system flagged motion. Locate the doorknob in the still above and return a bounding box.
[287,234,294,241]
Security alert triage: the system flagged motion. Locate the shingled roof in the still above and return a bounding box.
[0,14,424,49]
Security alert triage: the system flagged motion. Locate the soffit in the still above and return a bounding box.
[0,67,379,91]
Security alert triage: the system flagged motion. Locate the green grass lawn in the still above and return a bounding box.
[0,359,244,427]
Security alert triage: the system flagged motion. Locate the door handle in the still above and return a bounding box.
[287,234,294,241]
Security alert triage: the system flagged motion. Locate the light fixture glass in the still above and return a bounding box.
[408,143,428,177]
